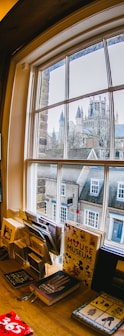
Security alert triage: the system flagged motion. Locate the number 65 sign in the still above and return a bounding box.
[0,312,33,335]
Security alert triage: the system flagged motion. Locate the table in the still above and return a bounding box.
[0,259,98,336]
[0,260,123,336]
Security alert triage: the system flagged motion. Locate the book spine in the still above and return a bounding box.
[30,284,50,305]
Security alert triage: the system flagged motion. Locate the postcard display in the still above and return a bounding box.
[1,214,62,279]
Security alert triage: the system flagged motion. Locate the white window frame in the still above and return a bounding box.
[52,203,56,222]
[61,184,66,196]
[84,209,99,228]
[117,182,124,201]
[44,201,47,214]
[60,206,67,224]
[90,179,100,196]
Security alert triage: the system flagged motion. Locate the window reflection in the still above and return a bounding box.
[107,34,124,86]
[68,94,110,159]
[69,42,108,98]
[113,90,124,159]
[107,167,124,244]
[34,105,65,159]
[28,163,57,220]
[36,60,65,109]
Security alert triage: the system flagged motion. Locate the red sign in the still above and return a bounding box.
[0,311,33,335]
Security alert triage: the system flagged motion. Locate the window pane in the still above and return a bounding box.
[69,42,108,99]
[106,167,124,245]
[84,209,99,228]
[79,166,104,228]
[114,90,124,160]
[107,34,124,86]
[68,93,110,159]
[60,165,104,226]
[27,163,57,221]
[108,167,124,210]
[31,92,114,160]
[61,164,83,223]
[36,60,65,109]
[34,105,65,159]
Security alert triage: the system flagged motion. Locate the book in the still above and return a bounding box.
[4,269,35,288]
[72,245,124,335]
[82,222,105,246]
[91,245,124,300]
[72,292,124,336]
[63,220,104,287]
[0,311,33,335]
[29,270,80,306]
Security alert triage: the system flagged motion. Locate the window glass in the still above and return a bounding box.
[79,166,104,229]
[90,179,100,196]
[69,42,108,99]
[26,32,124,250]
[52,203,56,222]
[27,163,57,221]
[84,209,99,228]
[61,164,82,222]
[33,105,65,159]
[29,35,124,162]
[117,182,124,201]
[107,34,124,86]
[60,206,67,224]
[61,184,66,196]
[108,167,124,210]
[107,167,124,244]
[36,60,65,109]
[113,90,124,160]
[68,93,110,160]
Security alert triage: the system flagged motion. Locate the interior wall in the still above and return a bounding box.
[0,54,10,130]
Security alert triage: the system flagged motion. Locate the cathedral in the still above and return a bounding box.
[48,96,110,159]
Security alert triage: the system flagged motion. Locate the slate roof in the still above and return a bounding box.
[79,167,104,205]
[37,163,82,183]
[68,147,93,159]
[108,168,124,210]
[38,162,124,210]
[79,166,124,210]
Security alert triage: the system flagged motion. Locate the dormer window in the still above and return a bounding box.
[90,179,100,196]
[117,182,124,201]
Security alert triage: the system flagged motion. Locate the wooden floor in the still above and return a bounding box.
[0,259,123,336]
